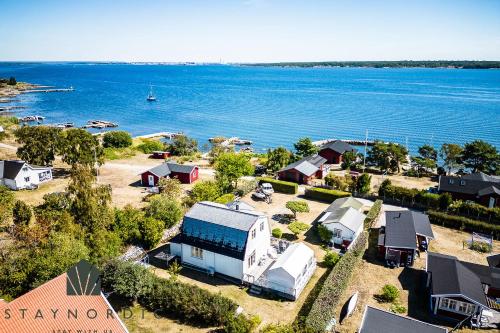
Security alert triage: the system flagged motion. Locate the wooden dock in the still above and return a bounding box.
[24,87,74,93]
[313,138,376,147]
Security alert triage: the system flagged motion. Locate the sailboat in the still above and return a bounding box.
[146,85,156,102]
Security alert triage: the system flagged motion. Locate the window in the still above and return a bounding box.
[248,251,256,267]
[260,222,264,231]
[440,298,457,311]
[448,179,455,184]
[458,302,475,314]
[460,180,466,186]
[251,229,256,239]
[191,246,203,259]
[24,177,30,183]
[333,228,342,238]
[302,264,307,276]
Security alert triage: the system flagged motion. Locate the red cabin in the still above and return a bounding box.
[278,154,327,185]
[151,151,171,159]
[318,140,357,164]
[141,162,199,186]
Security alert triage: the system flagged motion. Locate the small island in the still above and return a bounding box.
[247,60,500,69]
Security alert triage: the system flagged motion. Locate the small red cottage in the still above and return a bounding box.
[141,162,199,186]
[318,140,357,164]
[151,151,171,159]
[278,154,327,185]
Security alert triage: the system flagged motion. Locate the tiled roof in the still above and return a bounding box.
[0,273,128,333]
[280,154,326,176]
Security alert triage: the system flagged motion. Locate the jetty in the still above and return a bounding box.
[24,87,74,93]
[0,106,26,112]
[19,115,45,122]
[47,122,75,129]
[82,120,118,129]
[135,132,183,140]
[313,138,376,147]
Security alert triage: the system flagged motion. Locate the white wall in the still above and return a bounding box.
[242,216,271,276]
[5,164,53,190]
[325,223,355,245]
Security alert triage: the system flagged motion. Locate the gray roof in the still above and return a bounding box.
[359,306,448,333]
[321,207,366,233]
[427,252,488,307]
[325,197,364,212]
[439,173,500,197]
[2,160,25,179]
[185,201,263,231]
[145,162,196,177]
[461,261,500,289]
[320,140,357,154]
[487,254,500,268]
[280,154,327,176]
[384,211,434,249]
[226,201,255,212]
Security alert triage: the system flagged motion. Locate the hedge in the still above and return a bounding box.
[102,260,238,326]
[304,231,368,332]
[215,193,236,204]
[364,199,383,229]
[427,210,500,240]
[257,177,298,194]
[304,187,351,203]
[449,201,500,224]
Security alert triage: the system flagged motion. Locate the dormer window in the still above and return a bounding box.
[460,180,466,186]
[260,222,264,231]
[251,229,256,239]
[448,179,455,185]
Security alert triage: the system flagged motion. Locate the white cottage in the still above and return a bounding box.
[0,160,52,190]
[265,243,316,300]
[170,201,271,281]
[318,197,366,248]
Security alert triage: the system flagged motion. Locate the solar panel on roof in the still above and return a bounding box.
[183,217,248,250]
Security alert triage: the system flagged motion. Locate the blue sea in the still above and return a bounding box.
[1,63,499,154]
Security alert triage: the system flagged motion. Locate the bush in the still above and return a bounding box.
[448,201,500,223]
[286,201,310,219]
[427,210,500,240]
[390,302,407,314]
[323,251,340,268]
[288,221,309,236]
[261,323,296,333]
[139,217,164,249]
[222,314,261,333]
[184,180,222,206]
[304,231,368,332]
[317,224,333,243]
[257,177,298,194]
[469,241,492,253]
[271,228,283,238]
[103,131,132,148]
[137,139,166,154]
[379,284,399,302]
[215,193,235,204]
[304,187,351,203]
[364,200,383,229]
[12,200,32,227]
[102,260,238,326]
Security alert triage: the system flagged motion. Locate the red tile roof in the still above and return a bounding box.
[0,273,128,333]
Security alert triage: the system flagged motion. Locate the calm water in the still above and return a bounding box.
[1,63,499,153]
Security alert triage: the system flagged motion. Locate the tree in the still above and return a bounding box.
[103,131,132,148]
[214,152,254,191]
[145,195,183,228]
[317,224,333,243]
[341,151,358,170]
[168,135,198,156]
[324,173,354,192]
[266,147,291,173]
[15,126,61,166]
[102,260,154,302]
[293,137,318,159]
[157,177,182,201]
[412,144,438,174]
[139,217,164,249]
[287,221,309,237]
[461,140,498,174]
[114,205,143,244]
[355,173,372,194]
[285,201,310,219]
[439,192,453,211]
[418,144,437,161]
[58,128,104,168]
[439,143,463,174]
[12,200,31,227]
[185,180,222,206]
[0,185,15,227]
[367,141,408,173]
[208,142,234,165]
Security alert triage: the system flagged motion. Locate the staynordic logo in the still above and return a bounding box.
[66,259,101,296]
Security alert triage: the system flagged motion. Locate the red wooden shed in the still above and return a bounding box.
[141,162,199,186]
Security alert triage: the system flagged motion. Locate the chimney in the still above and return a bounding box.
[236,203,240,211]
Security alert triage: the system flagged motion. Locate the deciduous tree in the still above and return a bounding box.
[214,152,254,190]
[15,126,61,166]
[58,128,104,168]
[266,147,291,173]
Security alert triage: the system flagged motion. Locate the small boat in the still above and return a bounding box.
[146,85,156,102]
[339,291,359,324]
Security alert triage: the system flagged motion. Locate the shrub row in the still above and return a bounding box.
[257,177,298,194]
[364,199,383,229]
[378,180,452,211]
[427,210,500,240]
[304,187,351,203]
[102,260,238,326]
[449,201,500,224]
[304,231,368,332]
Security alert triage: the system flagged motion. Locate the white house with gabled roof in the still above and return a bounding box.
[0,160,52,190]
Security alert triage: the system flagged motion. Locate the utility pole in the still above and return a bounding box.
[94,147,99,183]
[363,129,368,172]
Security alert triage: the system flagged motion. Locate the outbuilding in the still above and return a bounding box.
[278,154,327,185]
[318,140,357,164]
[265,242,316,300]
[140,162,198,186]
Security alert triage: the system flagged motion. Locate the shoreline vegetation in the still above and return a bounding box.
[0,78,41,113]
[246,60,500,69]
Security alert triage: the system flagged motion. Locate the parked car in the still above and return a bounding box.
[252,191,267,201]
[260,183,274,195]
[254,165,267,176]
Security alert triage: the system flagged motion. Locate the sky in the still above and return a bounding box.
[0,0,499,62]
